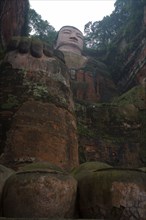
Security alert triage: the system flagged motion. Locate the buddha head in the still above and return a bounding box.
[55,26,84,55]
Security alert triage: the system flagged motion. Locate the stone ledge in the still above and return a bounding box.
[0,218,105,220]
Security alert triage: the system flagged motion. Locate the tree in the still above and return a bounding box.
[84,0,146,82]
[84,0,145,51]
[28,8,57,47]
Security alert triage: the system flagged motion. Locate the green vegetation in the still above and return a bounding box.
[112,85,145,108]
[28,8,57,47]
[32,84,49,99]
[71,161,112,179]
[84,0,145,51]
[71,81,88,97]
[84,0,146,81]
[20,162,66,174]
[77,122,97,138]
[23,76,68,109]
[1,95,19,110]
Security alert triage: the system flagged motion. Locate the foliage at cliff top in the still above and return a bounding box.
[84,0,146,51]
[83,0,146,82]
[28,8,57,47]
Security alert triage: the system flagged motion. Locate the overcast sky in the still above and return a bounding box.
[29,0,116,34]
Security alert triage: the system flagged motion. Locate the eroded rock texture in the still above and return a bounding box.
[0,38,79,170]
[63,51,117,103]
[0,0,29,48]
[0,164,14,215]
[76,167,146,219]
[2,162,77,218]
[77,85,146,167]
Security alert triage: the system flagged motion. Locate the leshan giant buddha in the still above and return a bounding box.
[0,35,79,170]
[55,25,87,69]
[55,26,116,103]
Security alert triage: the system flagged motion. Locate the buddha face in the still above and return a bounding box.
[55,26,84,54]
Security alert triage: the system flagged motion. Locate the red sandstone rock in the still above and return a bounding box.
[0,165,14,215]
[1,42,79,170]
[0,0,29,47]
[2,164,77,218]
[74,69,116,103]
[4,101,78,170]
[77,168,146,219]
[85,71,99,102]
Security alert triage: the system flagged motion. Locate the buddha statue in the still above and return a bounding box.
[55,26,84,55]
[55,26,87,69]
[55,26,116,103]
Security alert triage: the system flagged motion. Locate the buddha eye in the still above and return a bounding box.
[63,30,71,34]
[76,34,83,40]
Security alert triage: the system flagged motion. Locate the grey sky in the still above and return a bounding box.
[30,0,116,34]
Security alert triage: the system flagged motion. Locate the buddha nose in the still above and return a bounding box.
[70,36,78,40]
[70,32,78,40]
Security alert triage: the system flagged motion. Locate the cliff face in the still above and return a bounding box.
[62,51,117,103]
[76,85,146,167]
[0,38,79,170]
[0,2,146,219]
[117,28,146,93]
[0,0,29,48]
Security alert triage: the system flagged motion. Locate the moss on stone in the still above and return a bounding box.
[19,37,31,53]
[139,167,146,172]
[31,38,43,58]
[79,167,146,183]
[23,78,69,109]
[101,133,125,144]
[71,161,112,180]
[7,36,21,51]
[20,162,66,174]
[84,57,110,77]
[71,81,88,94]
[1,94,19,110]
[78,145,87,164]
[32,84,48,99]
[77,168,146,219]
[112,85,145,108]
[109,104,140,128]
[139,110,146,163]
[77,122,97,138]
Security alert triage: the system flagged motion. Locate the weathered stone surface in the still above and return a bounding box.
[72,69,116,103]
[5,55,74,111]
[77,168,146,219]
[54,26,117,103]
[76,85,146,167]
[0,165,14,215]
[72,70,99,103]
[0,41,78,170]
[79,138,142,167]
[55,26,84,56]
[71,161,112,180]
[0,0,29,48]
[30,39,43,58]
[3,101,78,170]
[62,51,87,69]
[2,163,77,218]
[63,51,116,103]
[18,37,31,54]
[19,161,65,172]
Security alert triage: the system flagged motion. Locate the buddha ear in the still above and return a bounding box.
[53,31,59,49]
